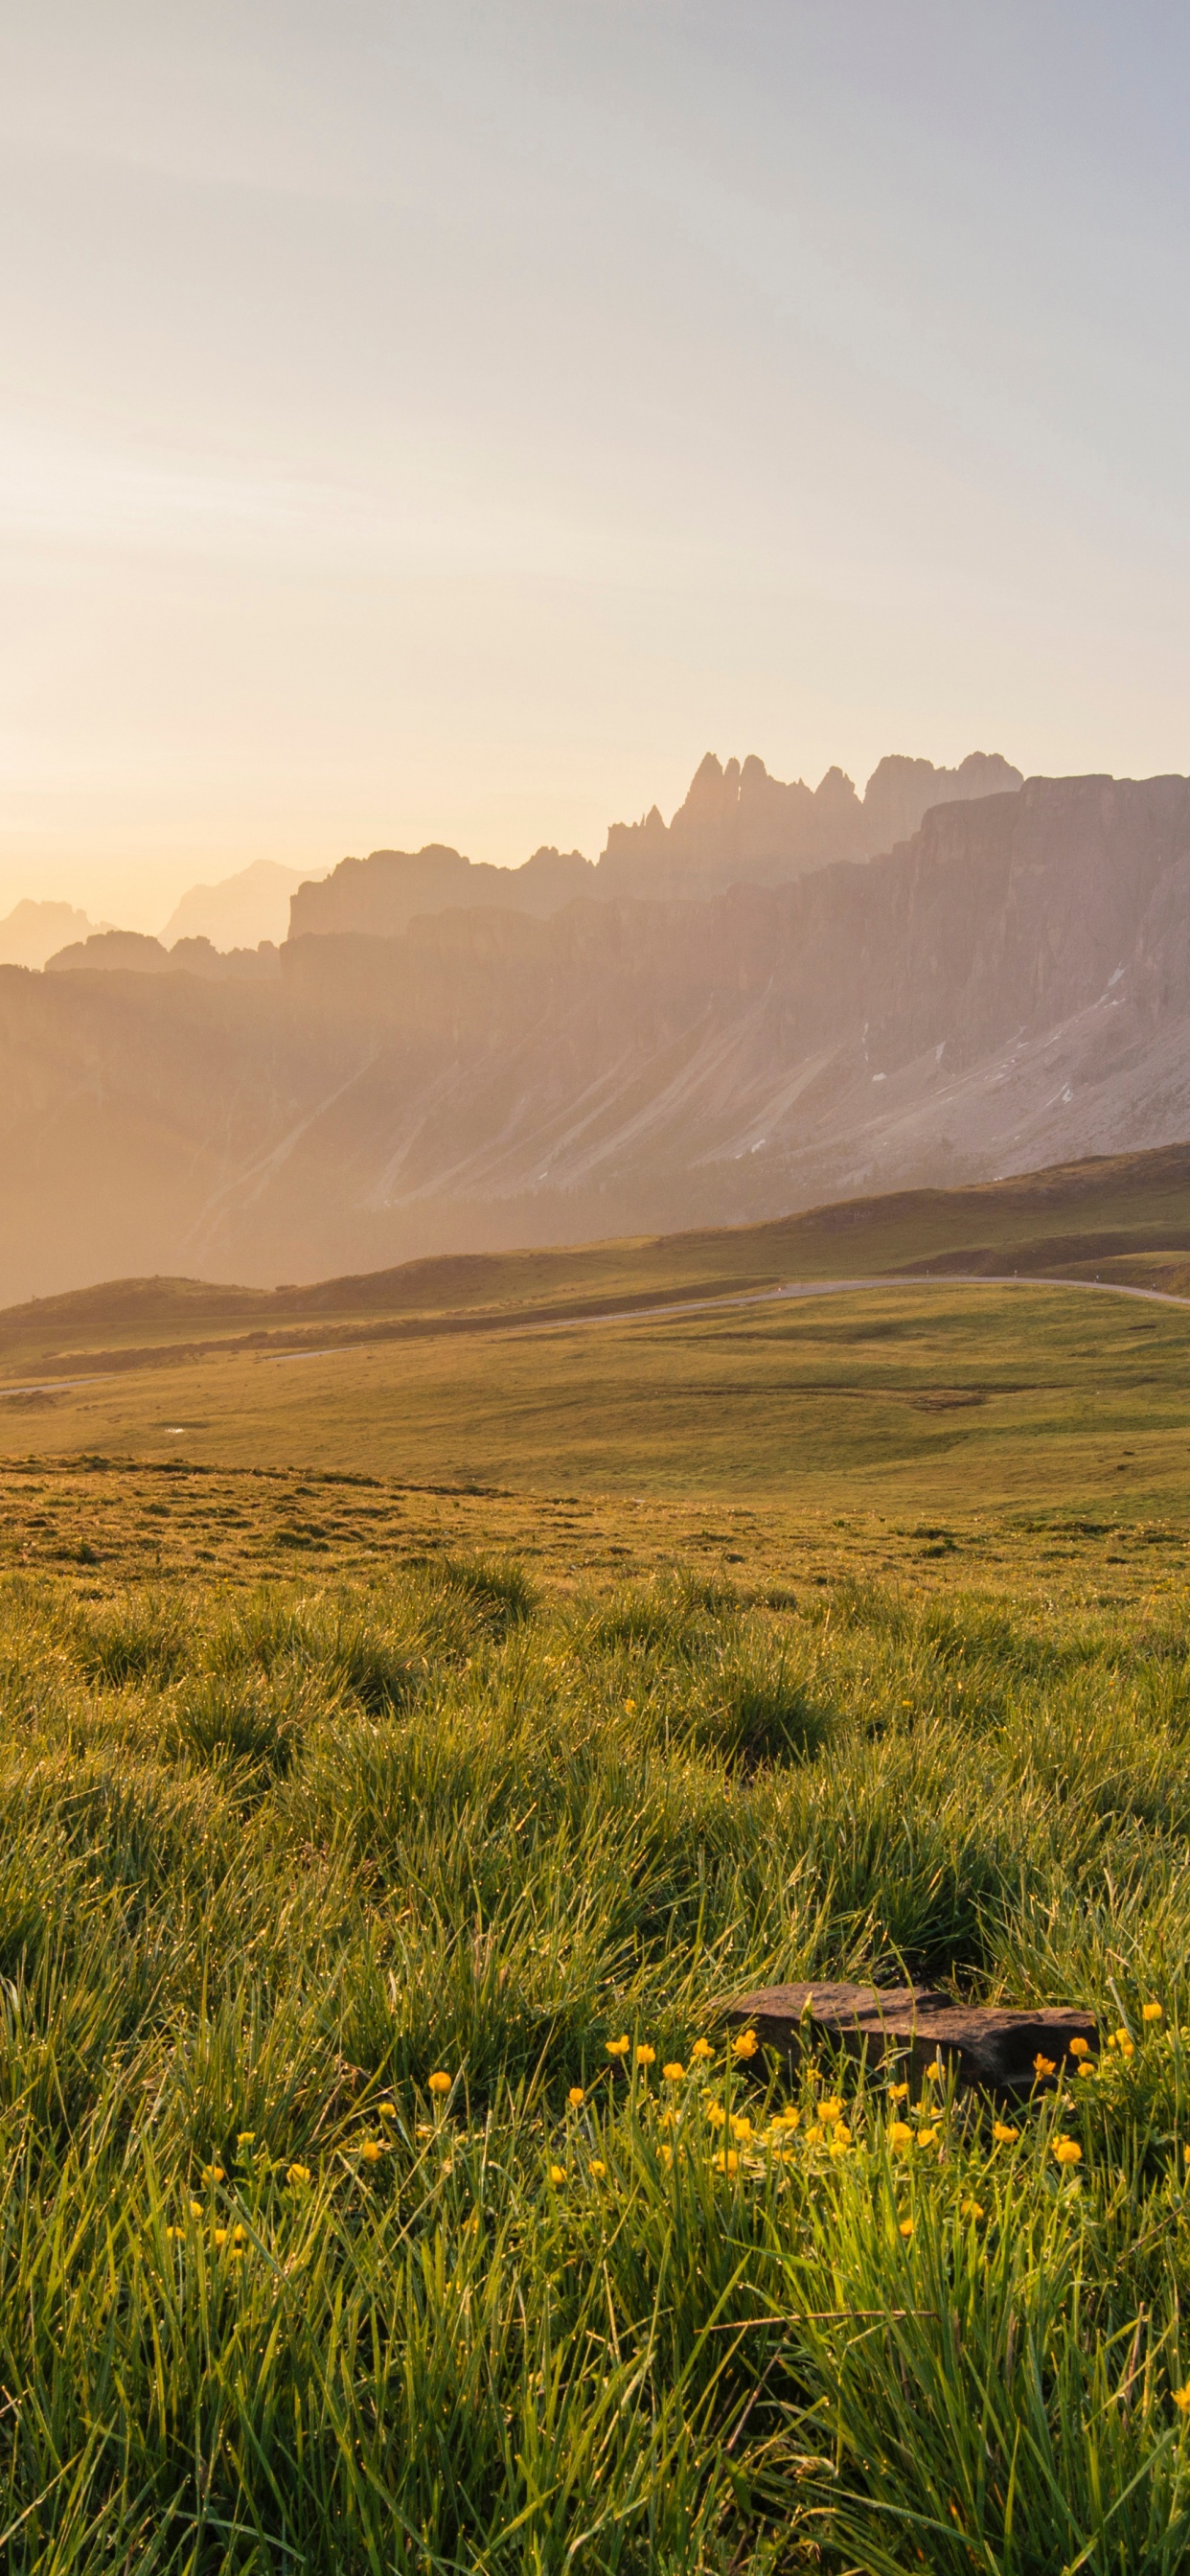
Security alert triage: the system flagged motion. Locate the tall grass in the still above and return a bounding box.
[2,1557,1190,2568]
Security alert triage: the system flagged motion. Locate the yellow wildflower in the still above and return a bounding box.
[549,2165,566,2184]
[1143,2002,1164,2023]
[1033,2055,1056,2078]
[691,2037,713,2061]
[888,2082,909,2102]
[358,2140,384,2164]
[1068,2036,1089,2058]
[714,2150,740,2175]
[831,2122,852,2149]
[899,2219,914,2239]
[961,2198,985,2220]
[427,2071,452,2096]
[729,2115,752,2142]
[189,2200,203,2220]
[625,1698,636,1714]
[213,2228,228,2246]
[818,2098,843,2125]
[916,2126,938,2149]
[378,2101,398,2120]
[662,2062,685,2082]
[924,2060,944,2082]
[992,2123,1018,2145]
[804,2123,823,2147]
[706,2102,726,2128]
[286,2163,311,2186]
[415,2124,433,2139]
[201,2165,224,2185]
[1174,2383,1190,2414]
[635,2045,656,2068]
[889,2121,913,2150]
[659,2144,673,2168]
[780,2106,800,2130]
[731,2030,759,2059]
[237,2131,256,2148]
[588,2159,606,2177]
[1053,2138,1083,2166]
[1077,2060,1096,2078]
[233,2223,247,2241]
[567,2086,585,2107]
[165,2224,183,2241]
[606,2036,629,2059]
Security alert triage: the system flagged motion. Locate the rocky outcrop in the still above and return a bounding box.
[598,747,1023,897]
[720,1980,1098,2098]
[858,751,1020,857]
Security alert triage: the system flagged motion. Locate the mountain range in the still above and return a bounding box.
[286,748,1021,940]
[3,756,1188,1303]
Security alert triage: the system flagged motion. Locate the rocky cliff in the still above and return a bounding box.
[3,770,1188,1300]
[597,747,1022,896]
[289,748,1022,938]
[289,842,594,941]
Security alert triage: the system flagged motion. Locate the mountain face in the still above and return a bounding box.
[290,749,1022,938]
[2,770,1189,1302]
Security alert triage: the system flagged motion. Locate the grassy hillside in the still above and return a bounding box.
[5,1139,1190,1381]
[4,1276,1190,1523]
[3,1484,1190,2570]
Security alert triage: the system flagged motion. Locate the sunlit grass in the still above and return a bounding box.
[3,1548,1190,2567]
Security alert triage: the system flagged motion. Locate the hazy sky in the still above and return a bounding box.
[3,2,1189,928]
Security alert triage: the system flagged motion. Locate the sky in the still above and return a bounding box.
[2,1,1189,931]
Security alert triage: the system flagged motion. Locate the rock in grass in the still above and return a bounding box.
[721,1981,1098,2097]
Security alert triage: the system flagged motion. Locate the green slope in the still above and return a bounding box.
[5,1140,1190,1381]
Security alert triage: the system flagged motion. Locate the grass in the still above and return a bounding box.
[3,1475,1190,2571]
[5,1163,1190,2569]
[7,1278,1190,1524]
[5,1138,1190,1383]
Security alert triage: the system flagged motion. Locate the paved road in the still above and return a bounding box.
[4,1267,1188,1402]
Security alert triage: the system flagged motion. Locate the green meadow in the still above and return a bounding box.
[6,1158,1190,2568]
[4,1516,1190,2572]
[6,1279,1190,1526]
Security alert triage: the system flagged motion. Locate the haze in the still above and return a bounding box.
[2,0,1189,926]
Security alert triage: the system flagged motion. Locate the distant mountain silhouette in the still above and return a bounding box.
[45,929,279,981]
[596,748,1021,897]
[160,858,328,952]
[4,769,1189,1303]
[290,844,593,941]
[0,899,106,969]
[291,748,1022,938]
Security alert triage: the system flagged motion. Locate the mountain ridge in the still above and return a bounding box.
[288,746,1021,941]
[3,767,1188,1303]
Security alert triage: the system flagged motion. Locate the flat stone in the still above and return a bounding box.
[721,1981,1098,2096]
